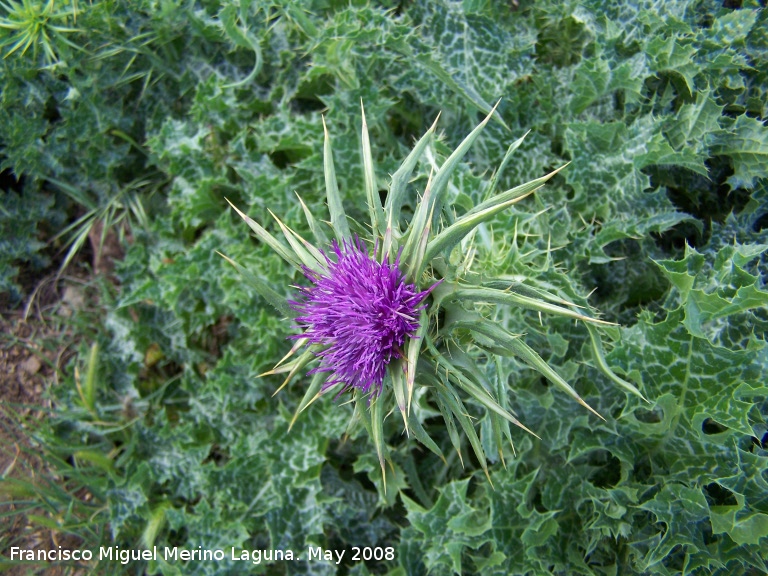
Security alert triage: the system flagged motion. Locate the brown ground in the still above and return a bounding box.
[0,215,126,575]
[1,263,105,575]
[2,321,54,574]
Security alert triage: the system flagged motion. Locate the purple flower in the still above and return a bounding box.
[291,237,433,395]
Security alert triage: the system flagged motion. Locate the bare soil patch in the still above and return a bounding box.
[1,275,89,576]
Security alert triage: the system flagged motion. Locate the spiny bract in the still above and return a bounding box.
[222,103,646,485]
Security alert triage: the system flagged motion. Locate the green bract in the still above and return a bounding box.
[223,103,646,486]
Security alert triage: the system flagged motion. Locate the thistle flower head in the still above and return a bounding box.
[224,102,647,485]
[291,237,433,395]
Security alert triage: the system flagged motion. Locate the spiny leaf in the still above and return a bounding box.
[216,251,294,317]
[434,379,493,486]
[710,114,768,189]
[710,506,768,546]
[405,205,433,282]
[424,192,531,270]
[351,390,374,441]
[361,101,385,240]
[429,100,500,224]
[225,199,303,270]
[422,367,464,468]
[466,163,568,217]
[424,192,536,266]
[406,309,429,415]
[407,408,445,462]
[369,392,388,493]
[382,207,396,264]
[434,284,616,326]
[272,337,308,370]
[385,112,440,234]
[323,116,351,241]
[585,323,648,402]
[289,371,326,431]
[400,168,434,272]
[425,335,539,439]
[390,360,409,434]
[481,280,587,309]
[389,39,509,131]
[267,347,317,397]
[462,321,605,421]
[451,346,517,460]
[295,192,329,247]
[267,209,326,272]
[484,130,530,198]
[220,4,263,88]
[663,89,722,152]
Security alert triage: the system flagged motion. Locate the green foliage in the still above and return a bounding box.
[2,0,767,574]
[0,186,59,304]
[0,0,80,64]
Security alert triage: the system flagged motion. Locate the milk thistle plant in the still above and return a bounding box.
[222,103,645,485]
